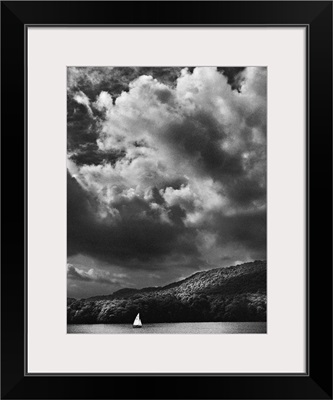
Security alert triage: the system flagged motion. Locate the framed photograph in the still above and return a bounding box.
[1,1,332,399]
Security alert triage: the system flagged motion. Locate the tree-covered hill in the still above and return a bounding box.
[67,260,266,324]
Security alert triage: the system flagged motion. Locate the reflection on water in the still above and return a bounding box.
[67,321,266,334]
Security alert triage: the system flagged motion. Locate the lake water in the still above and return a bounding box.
[67,321,266,334]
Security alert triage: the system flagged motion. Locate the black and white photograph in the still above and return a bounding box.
[67,66,267,334]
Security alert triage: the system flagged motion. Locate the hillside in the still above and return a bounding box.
[67,260,266,324]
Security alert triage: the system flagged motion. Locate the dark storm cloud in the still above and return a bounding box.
[70,144,125,167]
[212,208,266,254]
[225,176,266,207]
[217,67,246,91]
[67,172,199,267]
[67,97,97,152]
[163,112,244,181]
[67,264,118,285]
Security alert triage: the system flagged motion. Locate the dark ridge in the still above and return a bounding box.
[68,260,266,324]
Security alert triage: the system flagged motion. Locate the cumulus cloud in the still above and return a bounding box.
[67,66,266,296]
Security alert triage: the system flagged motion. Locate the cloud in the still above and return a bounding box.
[67,67,248,160]
[67,264,119,285]
[67,67,182,114]
[67,171,199,267]
[113,273,128,279]
[67,66,267,291]
[73,91,93,116]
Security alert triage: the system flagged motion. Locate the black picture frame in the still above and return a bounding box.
[1,1,332,399]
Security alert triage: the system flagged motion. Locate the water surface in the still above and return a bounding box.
[68,321,266,334]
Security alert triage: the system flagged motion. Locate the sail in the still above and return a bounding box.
[133,313,142,327]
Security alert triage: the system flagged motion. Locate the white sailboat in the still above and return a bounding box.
[133,313,142,328]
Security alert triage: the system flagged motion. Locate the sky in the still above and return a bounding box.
[67,66,267,299]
